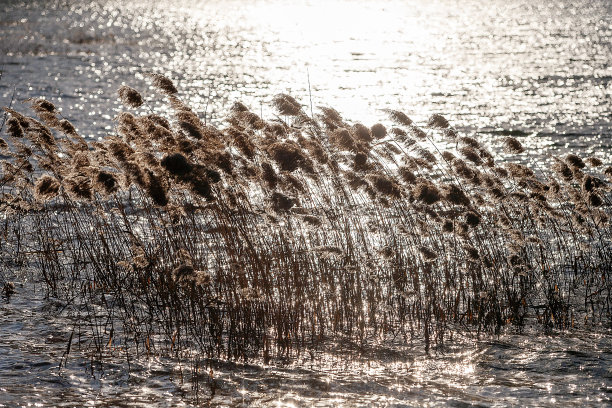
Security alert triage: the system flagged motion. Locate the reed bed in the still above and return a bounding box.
[1,75,611,369]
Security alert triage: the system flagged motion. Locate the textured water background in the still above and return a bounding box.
[1,0,612,406]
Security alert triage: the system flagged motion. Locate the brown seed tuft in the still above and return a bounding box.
[272,94,302,116]
[6,117,24,138]
[585,156,603,167]
[565,154,585,170]
[146,169,168,206]
[552,160,573,181]
[384,109,412,126]
[419,246,438,261]
[465,245,480,260]
[398,166,416,184]
[148,73,178,94]
[459,146,482,165]
[260,161,278,189]
[368,173,402,199]
[34,175,61,201]
[353,152,368,171]
[329,128,357,152]
[351,123,372,143]
[268,141,311,172]
[413,181,440,205]
[427,114,449,128]
[442,184,471,207]
[270,191,295,211]
[587,193,602,207]
[95,171,119,195]
[465,211,481,227]
[503,137,524,154]
[118,86,144,108]
[370,123,387,139]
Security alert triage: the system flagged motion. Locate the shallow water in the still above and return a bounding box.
[1,0,611,156]
[1,276,612,407]
[1,0,612,406]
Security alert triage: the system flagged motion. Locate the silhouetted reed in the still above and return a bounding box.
[1,76,611,394]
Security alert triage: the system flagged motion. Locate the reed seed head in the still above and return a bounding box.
[272,94,303,116]
[271,191,295,211]
[585,156,602,167]
[7,117,24,138]
[148,73,178,94]
[95,171,119,195]
[442,184,471,207]
[371,123,387,139]
[384,109,412,126]
[34,175,60,201]
[566,154,585,170]
[161,153,193,176]
[413,181,440,205]
[352,123,372,143]
[118,86,144,108]
[503,137,524,154]
[427,114,449,128]
[368,173,402,199]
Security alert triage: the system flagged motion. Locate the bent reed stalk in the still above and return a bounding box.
[1,75,612,367]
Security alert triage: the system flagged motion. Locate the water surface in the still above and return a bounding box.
[1,0,612,406]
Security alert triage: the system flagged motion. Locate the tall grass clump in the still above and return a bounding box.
[1,76,611,373]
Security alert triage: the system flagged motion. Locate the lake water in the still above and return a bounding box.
[1,0,612,406]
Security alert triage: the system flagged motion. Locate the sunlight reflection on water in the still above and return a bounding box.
[1,0,610,161]
[1,0,612,406]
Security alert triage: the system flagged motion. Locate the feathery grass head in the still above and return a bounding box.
[427,114,449,128]
[58,119,77,135]
[384,109,412,126]
[34,175,60,201]
[95,171,120,195]
[353,152,368,171]
[30,98,56,113]
[503,137,524,154]
[465,211,481,227]
[268,141,310,172]
[465,245,480,260]
[566,154,585,170]
[147,73,178,94]
[145,169,168,206]
[413,181,440,205]
[552,159,573,181]
[272,94,302,116]
[398,166,416,184]
[409,125,428,140]
[270,191,295,212]
[188,170,214,200]
[6,117,24,138]
[588,193,603,207]
[442,184,471,207]
[419,246,438,261]
[585,156,603,167]
[367,173,402,199]
[442,220,454,232]
[459,136,480,149]
[161,153,193,176]
[329,128,357,152]
[352,123,372,143]
[118,86,144,108]
[230,101,249,113]
[65,174,93,201]
[459,146,483,165]
[260,161,278,189]
[371,123,387,140]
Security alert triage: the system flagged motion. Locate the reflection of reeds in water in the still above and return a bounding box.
[1,74,612,371]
